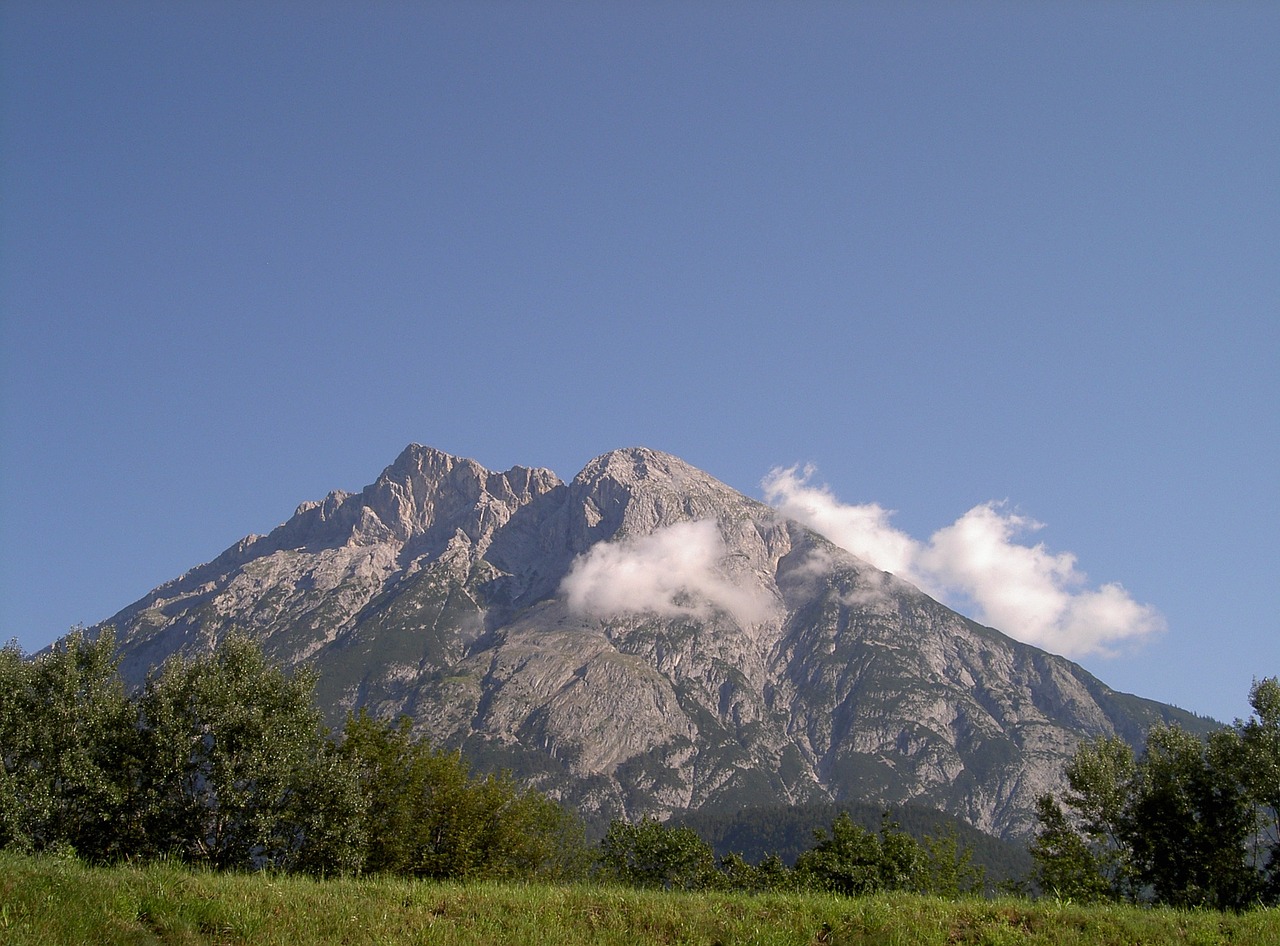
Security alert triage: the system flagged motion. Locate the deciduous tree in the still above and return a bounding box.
[0,629,137,859]
[339,710,588,880]
[794,812,926,895]
[1033,679,1280,909]
[135,634,361,871]
[597,817,719,890]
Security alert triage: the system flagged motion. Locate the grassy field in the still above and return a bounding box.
[3,852,1279,946]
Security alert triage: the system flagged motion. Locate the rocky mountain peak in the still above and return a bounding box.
[575,446,704,487]
[333,444,563,554]
[97,444,1214,839]
[386,442,462,476]
[567,446,769,547]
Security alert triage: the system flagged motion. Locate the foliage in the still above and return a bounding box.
[594,809,989,898]
[920,823,987,898]
[339,709,590,881]
[1029,735,1135,902]
[0,629,1000,896]
[671,798,1030,888]
[0,628,137,859]
[1029,794,1111,903]
[134,634,365,871]
[596,816,719,890]
[794,812,929,895]
[0,631,584,881]
[18,625,1276,915]
[1126,725,1258,908]
[714,849,798,892]
[6,851,1280,946]
[1032,677,1280,909]
[1240,676,1280,898]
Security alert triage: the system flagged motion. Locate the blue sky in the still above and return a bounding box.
[2,2,1276,724]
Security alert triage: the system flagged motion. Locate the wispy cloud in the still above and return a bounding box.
[763,466,1163,658]
[560,519,777,625]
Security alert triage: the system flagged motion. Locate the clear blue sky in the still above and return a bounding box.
[2,2,1276,724]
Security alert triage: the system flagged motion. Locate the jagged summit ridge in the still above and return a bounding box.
[97,444,1212,839]
[274,444,564,553]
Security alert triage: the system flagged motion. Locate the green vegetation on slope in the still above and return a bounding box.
[7,628,1280,915]
[3,852,1280,946]
[673,800,1032,888]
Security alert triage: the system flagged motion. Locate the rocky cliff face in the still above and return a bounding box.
[101,444,1207,838]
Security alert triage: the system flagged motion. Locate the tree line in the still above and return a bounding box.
[0,629,586,879]
[0,629,984,895]
[11,628,1276,908]
[1031,677,1280,910]
[671,799,1031,887]
[598,811,984,896]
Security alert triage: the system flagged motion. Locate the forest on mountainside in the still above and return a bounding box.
[671,800,1032,887]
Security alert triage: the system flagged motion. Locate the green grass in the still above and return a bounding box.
[3,851,1279,946]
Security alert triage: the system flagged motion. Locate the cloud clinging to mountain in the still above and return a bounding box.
[762,465,1164,657]
[561,519,777,625]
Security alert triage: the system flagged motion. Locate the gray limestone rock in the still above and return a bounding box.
[97,444,1212,839]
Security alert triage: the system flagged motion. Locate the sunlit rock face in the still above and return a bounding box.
[100,444,1209,839]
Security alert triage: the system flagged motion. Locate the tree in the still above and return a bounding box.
[0,628,138,859]
[597,817,719,890]
[2,631,589,880]
[754,851,796,891]
[1061,735,1136,898]
[878,815,929,892]
[135,634,362,871]
[1033,683,1280,910]
[1030,794,1110,902]
[336,711,421,874]
[280,739,368,876]
[922,823,986,898]
[1125,725,1258,909]
[339,710,588,881]
[1240,677,1280,898]
[794,812,926,896]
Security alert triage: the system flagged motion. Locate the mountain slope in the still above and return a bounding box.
[99,444,1209,838]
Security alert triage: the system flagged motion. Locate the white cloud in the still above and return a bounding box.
[762,466,1163,658]
[560,519,777,625]
[764,466,918,577]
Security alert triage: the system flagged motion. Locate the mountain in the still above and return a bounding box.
[99,444,1211,839]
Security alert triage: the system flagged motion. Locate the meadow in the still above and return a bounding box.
[4,852,1279,946]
